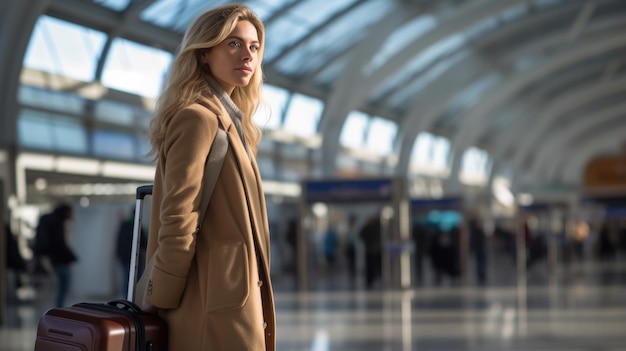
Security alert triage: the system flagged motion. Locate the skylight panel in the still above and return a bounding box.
[368,15,437,72]
[365,117,397,156]
[282,94,323,137]
[92,0,131,11]
[459,146,492,185]
[289,0,358,26]
[254,84,289,130]
[18,110,88,153]
[18,87,85,116]
[101,38,172,99]
[340,111,369,149]
[273,0,392,75]
[23,16,106,83]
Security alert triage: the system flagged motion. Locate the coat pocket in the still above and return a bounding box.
[205,243,249,312]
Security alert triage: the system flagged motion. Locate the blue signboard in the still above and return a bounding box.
[410,197,462,209]
[304,178,394,203]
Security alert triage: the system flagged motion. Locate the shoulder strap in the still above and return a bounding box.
[196,125,228,232]
[134,125,228,306]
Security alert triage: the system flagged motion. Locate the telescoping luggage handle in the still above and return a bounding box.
[127,185,153,302]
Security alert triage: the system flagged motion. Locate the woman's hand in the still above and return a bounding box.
[142,302,159,314]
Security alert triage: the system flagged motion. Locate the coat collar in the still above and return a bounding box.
[195,95,233,133]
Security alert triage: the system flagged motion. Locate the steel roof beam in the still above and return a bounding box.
[445,31,626,189]
[317,3,414,174]
[47,0,180,52]
[0,0,47,148]
[395,2,593,177]
[511,77,626,174]
[552,124,626,186]
[529,102,626,182]
[265,1,365,68]
[318,0,527,175]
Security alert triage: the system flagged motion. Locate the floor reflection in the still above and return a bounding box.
[2,260,626,351]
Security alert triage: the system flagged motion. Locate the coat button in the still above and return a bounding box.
[257,280,263,287]
[263,322,267,329]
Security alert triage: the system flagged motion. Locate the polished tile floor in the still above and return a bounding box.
[3,258,626,351]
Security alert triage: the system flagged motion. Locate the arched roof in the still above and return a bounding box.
[2,0,625,197]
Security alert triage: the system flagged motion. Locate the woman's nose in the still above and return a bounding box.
[241,47,253,61]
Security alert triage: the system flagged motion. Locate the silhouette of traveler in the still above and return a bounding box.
[5,223,27,291]
[468,218,487,285]
[34,203,76,307]
[359,215,382,288]
[115,207,147,296]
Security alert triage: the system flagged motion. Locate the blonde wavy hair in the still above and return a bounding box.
[148,4,264,159]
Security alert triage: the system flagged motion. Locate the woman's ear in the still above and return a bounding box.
[199,49,210,64]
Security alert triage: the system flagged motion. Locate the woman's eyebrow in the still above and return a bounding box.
[226,35,260,44]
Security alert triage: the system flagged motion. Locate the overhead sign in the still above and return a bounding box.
[584,154,626,188]
[410,197,462,209]
[304,178,394,203]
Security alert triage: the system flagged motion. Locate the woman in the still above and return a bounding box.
[141,4,275,350]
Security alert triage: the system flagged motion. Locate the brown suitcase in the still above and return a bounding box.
[34,186,167,351]
[35,300,166,350]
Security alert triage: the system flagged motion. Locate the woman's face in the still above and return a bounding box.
[202,20,260,95]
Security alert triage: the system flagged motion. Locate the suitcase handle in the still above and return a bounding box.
[108,299,143,313]
[128,185,152,302]
[136,185,153,200]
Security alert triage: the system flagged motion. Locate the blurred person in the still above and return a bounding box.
[284,216,298,274]
[411,221,428,285]
[619,220,626,257]
[429,227,460,285]
[139,4,275,350]
[115,207,147,297]
[344,215,358,279]
[323,226,338,267]
[5,223,27,292]
[359,214,382,288]
[468,217,487,285]
[571,220,589,260]
[34,203,76,307]
[597,222,616,261]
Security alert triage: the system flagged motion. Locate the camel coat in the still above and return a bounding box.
[142,95,275,351]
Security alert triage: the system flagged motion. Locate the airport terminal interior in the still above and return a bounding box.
[2,0,626,350]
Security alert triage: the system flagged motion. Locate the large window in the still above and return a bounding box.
[365,117,397,156]
[254,84,289,130]
[410,132,450,176]
[23,16,107,82]
[18,109,88,154]
[459,146,492,185]
[92,130,136,159]
[102,38,172,99]
[18,86,85,115]
[339,112,398,158]
[282,93,323,137]
[340,111,368,149]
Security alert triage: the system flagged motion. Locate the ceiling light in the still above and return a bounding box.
[56,156,100,175]
[101,162,155,180]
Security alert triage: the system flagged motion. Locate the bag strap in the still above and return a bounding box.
[197,124,228,232]
[133,124,228,306]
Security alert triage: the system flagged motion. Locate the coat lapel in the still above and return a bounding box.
[250,156,270,256]
[199,95,270,270]
[217,113,270,270]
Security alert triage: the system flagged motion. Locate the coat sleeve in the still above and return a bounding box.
[146,106,218,309]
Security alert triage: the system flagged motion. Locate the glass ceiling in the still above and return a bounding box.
[21,0,580,184]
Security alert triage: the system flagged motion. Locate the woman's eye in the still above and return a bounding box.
[250,45,259,52]
[229,41,241,48]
